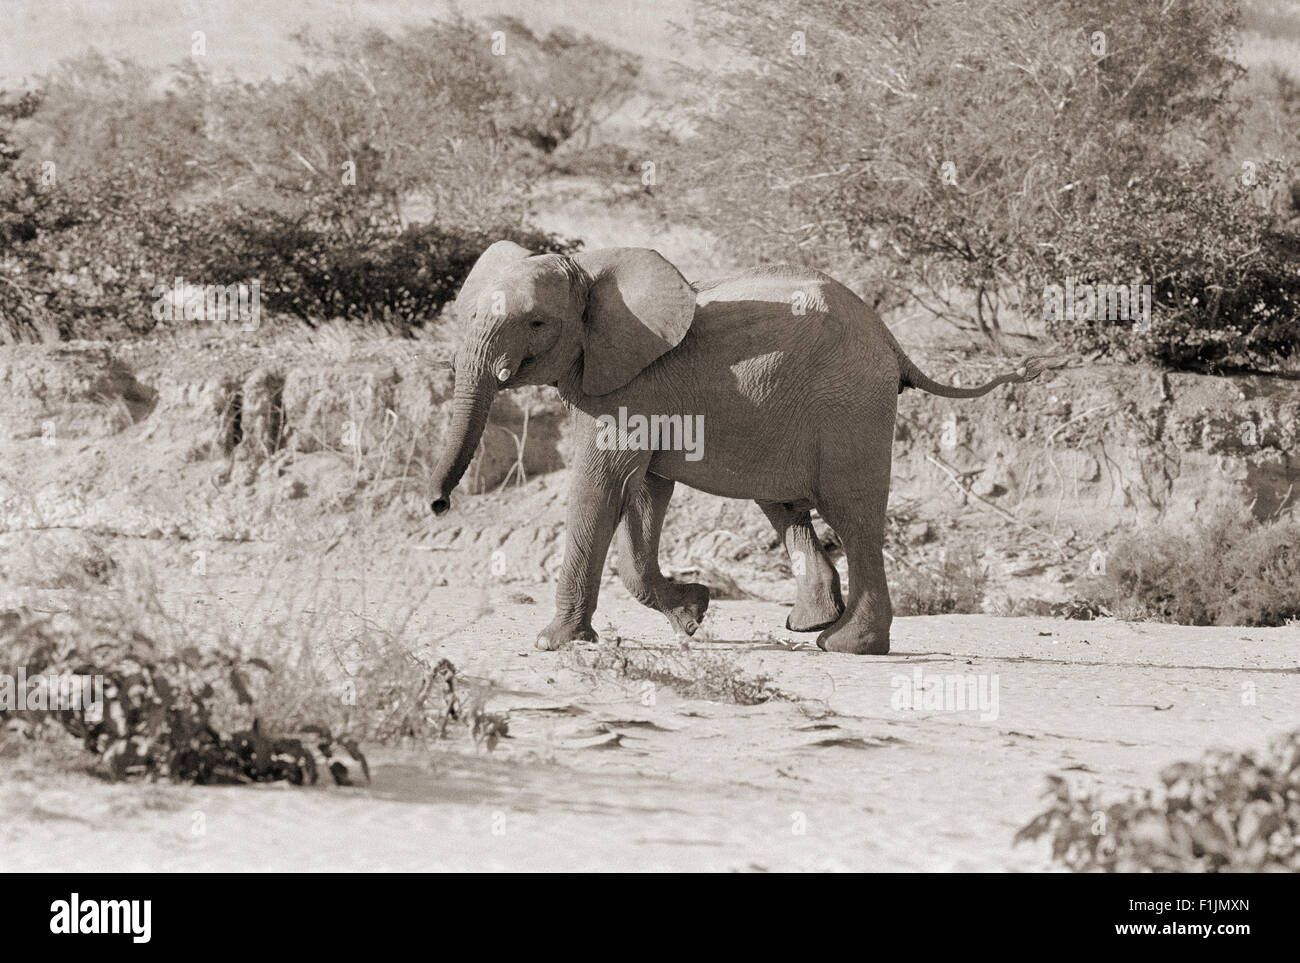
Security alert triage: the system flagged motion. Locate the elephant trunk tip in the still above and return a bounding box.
[431,352,500,521]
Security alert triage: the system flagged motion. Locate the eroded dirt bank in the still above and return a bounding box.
[2,337,1297,605]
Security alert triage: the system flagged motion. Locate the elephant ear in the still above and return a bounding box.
[575,248,696,396]
[455,240,533,322]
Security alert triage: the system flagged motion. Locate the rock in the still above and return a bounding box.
[973,452,1013,498]
[155,374,241,458]
[905,520,933,544]
[281,364,402,455]
[1067,451,1101,482]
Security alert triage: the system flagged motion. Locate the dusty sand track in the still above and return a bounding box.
[3,572,1296,872]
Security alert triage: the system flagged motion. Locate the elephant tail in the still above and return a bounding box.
[886,329,1071,399]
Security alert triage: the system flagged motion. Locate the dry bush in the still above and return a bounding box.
[888,545,988,617]
[0,15,599,340]
[1081,505,1300,626]
[1017,729,1300,872]
[190,560,509,751]
[1047,161,1300,374]
[671,0,1294,369]
[486,17,642,162]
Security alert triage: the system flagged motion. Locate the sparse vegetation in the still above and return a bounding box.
[1017,728,1300,871]
[0,136,573,340]
[1046,161,1300,373]
[0,606,369,784]
[487,17,643,164]
[2,0,1300,878]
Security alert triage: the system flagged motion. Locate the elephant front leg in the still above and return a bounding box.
[536,445,649,651]
[615,473,709,637]
[759,501,844,632]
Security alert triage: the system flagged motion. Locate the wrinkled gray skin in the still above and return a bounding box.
[430,242,1057,654]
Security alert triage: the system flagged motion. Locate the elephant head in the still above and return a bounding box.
[429,242,696,515]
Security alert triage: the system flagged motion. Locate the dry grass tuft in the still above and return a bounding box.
[563,639,787,706]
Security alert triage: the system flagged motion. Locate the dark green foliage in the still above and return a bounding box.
[183,191,575,328]
[675,0,1298,372]
[0,160,572,339]
[1,161,186,340]
[1,603,511,782]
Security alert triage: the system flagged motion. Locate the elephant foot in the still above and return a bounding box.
[662,581,710,637]
[816,619,891,655]
[786,593,844,633]
[535,618,598,651]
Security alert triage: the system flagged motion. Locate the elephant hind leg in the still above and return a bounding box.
[615,473,709,637]
[814,485,893,655]
[758,501,844,632]
[811,406,895,655]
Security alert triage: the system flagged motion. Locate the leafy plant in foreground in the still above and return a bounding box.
[1017,729,1300,871]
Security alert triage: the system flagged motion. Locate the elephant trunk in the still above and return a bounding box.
[430,350,499,516]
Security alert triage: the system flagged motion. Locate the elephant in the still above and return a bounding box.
[429,241,1060,654]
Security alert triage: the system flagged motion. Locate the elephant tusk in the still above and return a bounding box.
[496,367,512,382]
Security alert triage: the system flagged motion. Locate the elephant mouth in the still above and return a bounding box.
[503,356,534,384]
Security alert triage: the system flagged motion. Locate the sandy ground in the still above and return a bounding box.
[3,568,1296,872]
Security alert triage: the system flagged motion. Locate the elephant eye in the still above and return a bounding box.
[530,319,546,328]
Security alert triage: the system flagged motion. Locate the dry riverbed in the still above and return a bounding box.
[3,570,1295,872]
